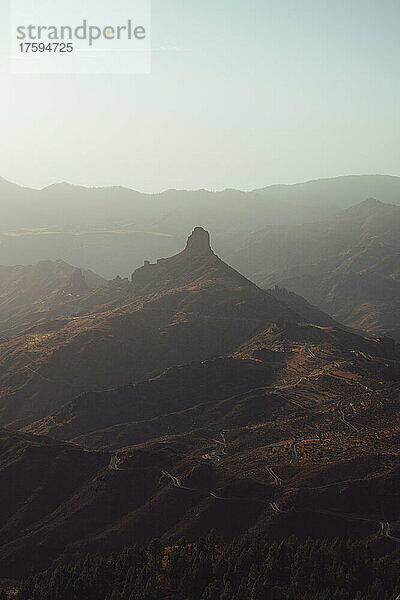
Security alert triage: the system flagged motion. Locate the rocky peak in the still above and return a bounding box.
[130,227,219,294]
[185,227,213,255]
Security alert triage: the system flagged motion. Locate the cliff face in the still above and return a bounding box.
[65,269,89,292]
[0,260,109,339]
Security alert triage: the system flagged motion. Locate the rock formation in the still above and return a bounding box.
[185,226,213,255]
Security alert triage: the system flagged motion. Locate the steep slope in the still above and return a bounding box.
[0,228,298,428]
[1,225,398,580]
[230,199,400,340]
[268,287,341,328]
[130,227,256,296]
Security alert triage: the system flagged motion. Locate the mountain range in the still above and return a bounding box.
[0,227,298,428]
[0,227,399,580]
[2,174,400,278]
[2,173,399,342]
[230,198,400,340]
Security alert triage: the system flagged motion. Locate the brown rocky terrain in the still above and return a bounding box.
[0,319,399,579]
[0,227,399,581]
[0,228,297,428]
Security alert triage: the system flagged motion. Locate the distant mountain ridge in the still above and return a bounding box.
[2,174,400,277]
[229,198,400,340]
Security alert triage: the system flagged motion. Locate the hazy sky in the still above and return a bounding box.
[0,0,399,192]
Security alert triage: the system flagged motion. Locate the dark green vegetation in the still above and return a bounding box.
[15,534,400,600]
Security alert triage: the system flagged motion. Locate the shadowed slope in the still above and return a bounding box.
[0,228,297,428]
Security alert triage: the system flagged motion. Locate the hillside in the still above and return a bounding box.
[0,228,298,428]
[0,321,399,579]
[0,260,109,339]
[0,227,398,580]
[13,536,400,600]
[230,199,400,340]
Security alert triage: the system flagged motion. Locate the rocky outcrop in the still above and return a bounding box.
[185,226,213,255]
[131,227,215,294]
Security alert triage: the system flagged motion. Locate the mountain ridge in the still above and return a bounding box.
[0,228,301,428]
[2,174,400,278]
[0,226,399,579]
[2,172,400,196]
[229,199,400,340]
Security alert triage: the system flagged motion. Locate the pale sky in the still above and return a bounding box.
[0,0,399,192]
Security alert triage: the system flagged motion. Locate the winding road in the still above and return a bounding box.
[209,490,227,500]
[267,466,283,486]
[160,470,195,491]
[337,401,359,434]
[270,502,285,514]
[289,442,298,464]
[202,431,228,463]
[326,370,376,394]
[380,521,400,543]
